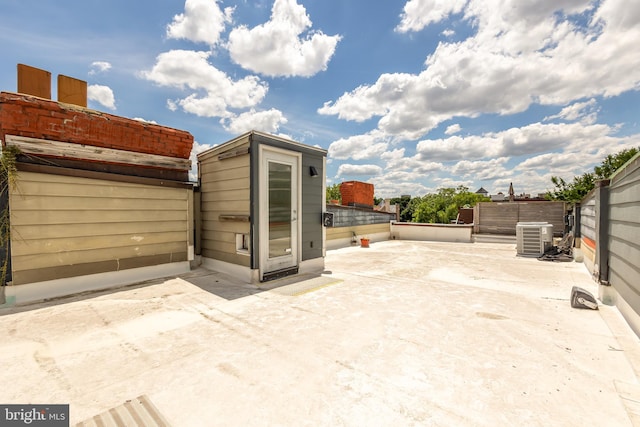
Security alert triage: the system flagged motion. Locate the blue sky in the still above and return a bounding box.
[1,0,639,198]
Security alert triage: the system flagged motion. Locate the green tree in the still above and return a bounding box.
[594,147,638,179]
[389,195,413,221]
[547,173,595,203]
[412,186,489,224]
[326,183,341,203]
[547,147,639,203]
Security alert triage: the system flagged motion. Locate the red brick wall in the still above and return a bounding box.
[0,92,193,159]
[340,181,374,207]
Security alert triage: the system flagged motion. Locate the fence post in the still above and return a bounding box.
[595,179,610,287]
[473,203,480,234]
[573,202,581,240]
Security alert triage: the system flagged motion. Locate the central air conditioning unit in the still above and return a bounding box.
[516,222,554,257]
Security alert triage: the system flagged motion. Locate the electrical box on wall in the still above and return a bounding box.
[323,212,334,227]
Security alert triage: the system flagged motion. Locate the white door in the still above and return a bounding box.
[259,147,300,279]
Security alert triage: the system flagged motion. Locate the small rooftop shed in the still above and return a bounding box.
[197,131,327,282]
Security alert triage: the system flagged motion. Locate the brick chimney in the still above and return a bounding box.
[340,181,374,208]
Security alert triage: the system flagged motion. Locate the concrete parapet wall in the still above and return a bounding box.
[390,222,473,243]
[326,223,390,250]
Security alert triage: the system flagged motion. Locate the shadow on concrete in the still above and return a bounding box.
[0,266,335,316]
[0,267,261,316]
[175,268,262,301]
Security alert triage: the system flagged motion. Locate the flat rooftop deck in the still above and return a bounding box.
[2,240,640,426]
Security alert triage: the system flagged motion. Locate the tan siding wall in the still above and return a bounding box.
[199,141,251,267]
[326,223,390,241]
[10,171,190,284]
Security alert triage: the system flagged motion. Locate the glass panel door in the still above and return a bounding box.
[269,162,292,258]
[260,147,299,278]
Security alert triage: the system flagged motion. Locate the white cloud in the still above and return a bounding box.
[369,173,432,198]
[544,98,599,124]
[515,152,588,176]
[491,172,550,197]
[227,0,341,77]
[328,131,390,160]
[132,117,158,124]
[318,72,419,122]
[142,50,268,118]
[320,0,640,142]
[381,148,405,161]
[515,138,640,177]
[450,157,509,180]
[385,154,444,175]
[336,164,383,177]
[396,0,468,33]
[221,108,288,134]
[432,176,475,189]
[445,123,461,135]
[167,0,233,47]
[189,140,216,181]
[192,140,215,156]
[87,84,116,110]
[375,119,640,196]
[416,122,617,161]
[89,61,111,75]
[441,29,455,37]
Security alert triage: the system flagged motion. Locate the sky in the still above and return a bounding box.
[1,0,639,198]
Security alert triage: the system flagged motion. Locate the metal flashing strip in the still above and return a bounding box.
[75,395,171,427]
[218,146,250,160]
[261,266,299,282]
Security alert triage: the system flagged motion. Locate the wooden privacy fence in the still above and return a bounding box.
[473,201,565,236]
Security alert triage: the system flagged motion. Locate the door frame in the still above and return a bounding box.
[258,145,302,280]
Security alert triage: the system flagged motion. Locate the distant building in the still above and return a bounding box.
[491,192,506,202]
[475,187,489,196]
[375,199,400,221]
[513,193,547,202]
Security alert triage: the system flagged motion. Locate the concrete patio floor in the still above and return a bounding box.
[2,240,640,426]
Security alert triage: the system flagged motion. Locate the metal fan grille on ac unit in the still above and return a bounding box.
[516,222,553,257]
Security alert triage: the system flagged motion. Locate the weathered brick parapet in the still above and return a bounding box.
[0,92,193,159]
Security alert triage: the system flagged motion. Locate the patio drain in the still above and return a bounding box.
[261,275,343,296]
[75,395,171,427]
